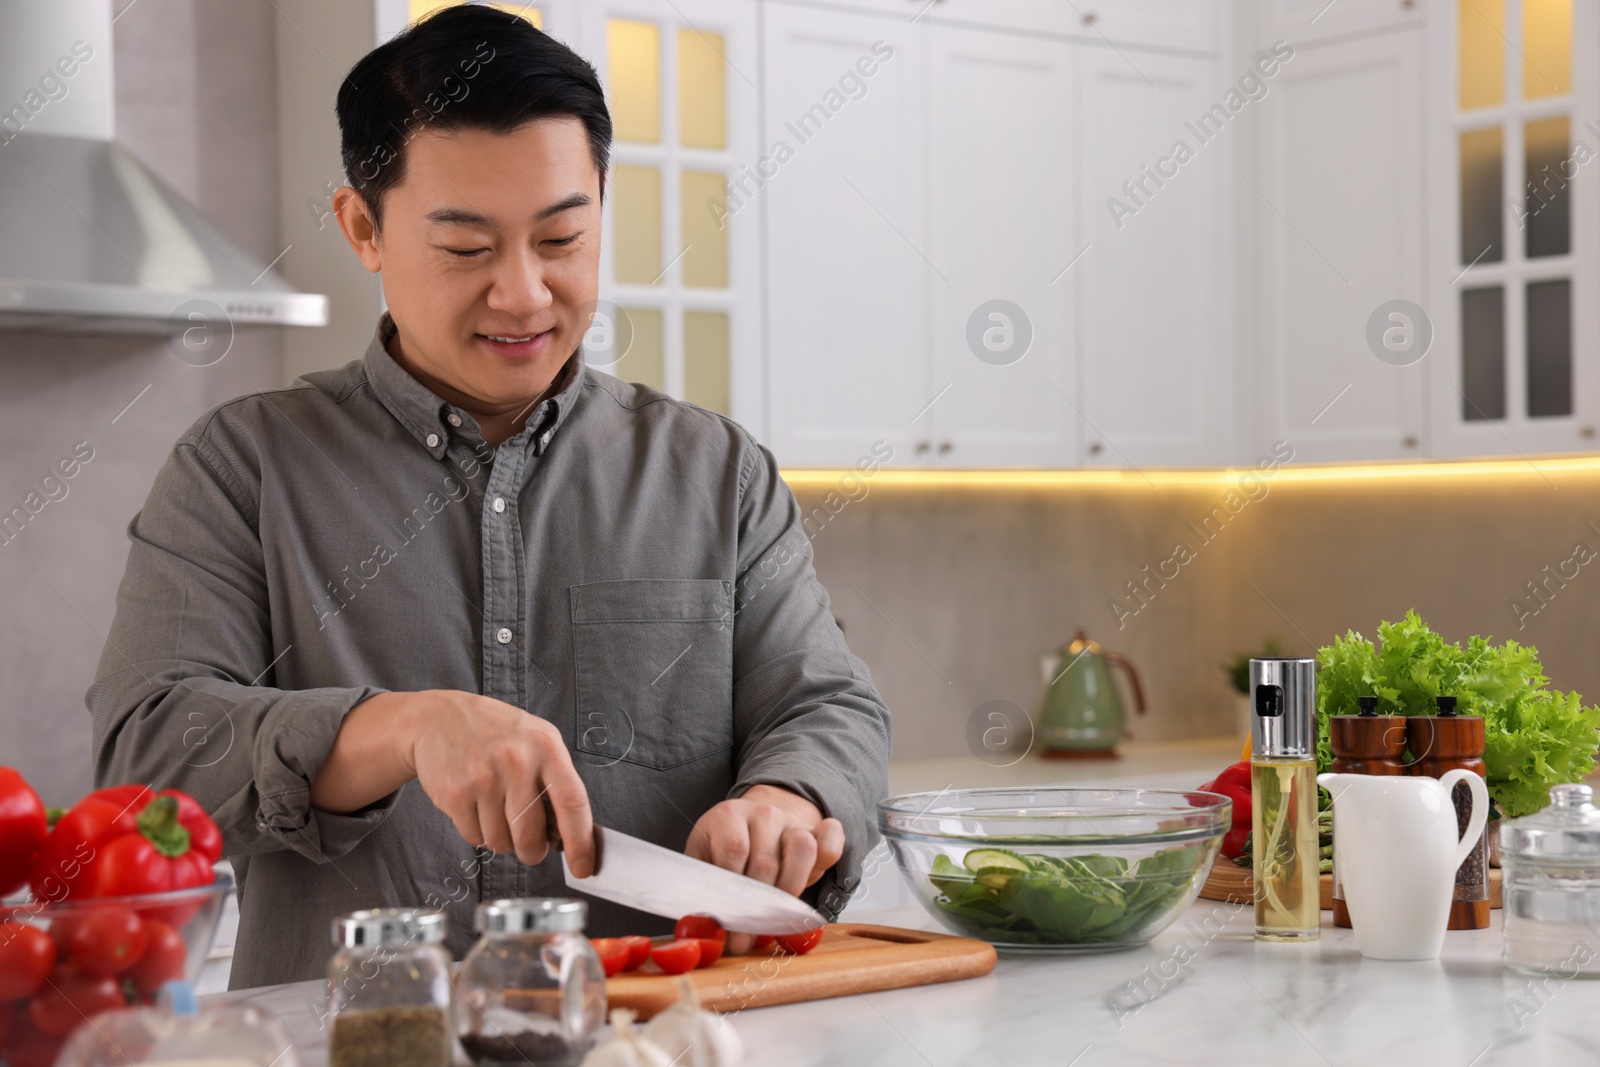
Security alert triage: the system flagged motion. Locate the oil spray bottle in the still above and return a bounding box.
[1250,657,1321,941]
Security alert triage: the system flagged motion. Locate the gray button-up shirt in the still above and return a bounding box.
[87,318,892,989]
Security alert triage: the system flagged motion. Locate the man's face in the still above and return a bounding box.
[347,118,602,411]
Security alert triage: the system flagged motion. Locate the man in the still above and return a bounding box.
[88,5,891,989]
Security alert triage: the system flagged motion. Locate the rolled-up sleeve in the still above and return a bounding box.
[86,432,399,863]
[727,441,893,918]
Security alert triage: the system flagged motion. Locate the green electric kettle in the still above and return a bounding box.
[1039,629,1147,758]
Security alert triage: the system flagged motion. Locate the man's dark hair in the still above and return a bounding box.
[336,4,612,227]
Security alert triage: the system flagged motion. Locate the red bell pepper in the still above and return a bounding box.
[1200,760,1252,859]
[28,786,221,922]
[0,767,49,898]
[29,785,151,903]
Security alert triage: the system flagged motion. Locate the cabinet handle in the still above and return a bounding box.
[1402,435,1419,448]
[938,441,953,454]
[915,441,931,454]
[1581,426,1596,439]
[1081,11,1098,24]
[1088,441,1104,456]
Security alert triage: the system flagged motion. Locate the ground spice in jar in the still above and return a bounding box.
[459,1029,585,1066]
[329,1005,452,1067]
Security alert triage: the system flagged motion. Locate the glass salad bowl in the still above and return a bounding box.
[880,787,1229,953]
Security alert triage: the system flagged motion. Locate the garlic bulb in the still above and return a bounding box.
[642,979,744,1067]
[579,1009,674,1067]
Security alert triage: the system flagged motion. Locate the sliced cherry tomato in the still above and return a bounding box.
[27,967,125,1037]
[127,920,187,1000]
[752,935,776,952]
[69,907,149,977]
[775,928,824,956]
[590,937,631,978]
[648,939,701,975]
[620,935,652,971]
[0,921,56,999]
[691,937,724,967]
[673,914,726,947]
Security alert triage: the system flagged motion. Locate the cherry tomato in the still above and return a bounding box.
[752,935,777,952]
[0,921,56,999]
[775,928,824,956]
[620,935,652,971]
[4,1015,64,1067]
[69,907,149,977]
[0,1001,12,1047]
[27,968,125,1037]
[590,938,631,978]
[648,939,702,975]
[673,914,726,947]
[127,920,188,999]
[692,937,724,967]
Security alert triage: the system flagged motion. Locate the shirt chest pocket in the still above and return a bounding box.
[571,578,735,771]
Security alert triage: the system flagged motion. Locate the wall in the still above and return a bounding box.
[796,461,1600,762]
[0,0,285,804]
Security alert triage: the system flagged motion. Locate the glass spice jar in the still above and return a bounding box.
[456,898,607,1067]
[326,908,454,1067]
[1501,784,1600,979]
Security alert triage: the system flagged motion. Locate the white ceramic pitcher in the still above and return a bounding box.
[1318,770,1489,960]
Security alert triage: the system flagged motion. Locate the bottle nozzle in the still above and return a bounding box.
[1356,696,1379,717]
[1436,695,1458,717]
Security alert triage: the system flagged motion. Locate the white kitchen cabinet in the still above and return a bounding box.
[1072,1,1218,53]
[924,23,1077,467]
[766,0,1216,52]
[762,0,1225,468]
[761,3,931,466]
[1078,46,1231,467]
[1259,0,1420,46]
[1249,28,1427,462]
[1424,0,1600,457]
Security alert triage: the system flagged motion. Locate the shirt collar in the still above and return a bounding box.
[362,315,585,461]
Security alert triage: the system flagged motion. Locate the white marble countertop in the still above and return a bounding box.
[212,898,1594,1067]
[208,738,1600,1065]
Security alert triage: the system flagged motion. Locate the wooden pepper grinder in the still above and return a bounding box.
[1328,695,1408,928]
[1406,695,1490,930]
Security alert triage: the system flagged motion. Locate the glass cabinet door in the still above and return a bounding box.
[1436,0,1594,455]
[591,9,737,416]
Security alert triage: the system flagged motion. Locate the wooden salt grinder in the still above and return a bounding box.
[1406,697,1490,930]
[1328,695,1408,928]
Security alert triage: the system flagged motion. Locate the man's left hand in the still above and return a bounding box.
[685,784,844,954]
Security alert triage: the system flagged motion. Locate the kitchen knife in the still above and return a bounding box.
[561,824,827,935]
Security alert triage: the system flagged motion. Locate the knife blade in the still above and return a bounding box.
[561,824,827,935]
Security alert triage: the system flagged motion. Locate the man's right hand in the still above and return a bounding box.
[310,690,596,877]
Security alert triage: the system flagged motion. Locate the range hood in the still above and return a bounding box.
[0,2,327,334]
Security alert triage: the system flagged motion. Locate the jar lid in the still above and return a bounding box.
[1501,784,1600,861]
[332,907,446,948]
[475,897,587,934]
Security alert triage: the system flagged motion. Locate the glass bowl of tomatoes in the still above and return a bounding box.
[0,867,234,1067]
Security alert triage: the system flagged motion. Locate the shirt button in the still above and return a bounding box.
[492,497,506,513]
[496,627,513,644]
[425,433,440,448]
[447,413,462,427]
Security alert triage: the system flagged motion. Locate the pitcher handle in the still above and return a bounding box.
[1438,769,1490,869]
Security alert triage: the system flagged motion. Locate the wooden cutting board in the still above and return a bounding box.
[1198,859,1503,910]
[596,923,996,1020]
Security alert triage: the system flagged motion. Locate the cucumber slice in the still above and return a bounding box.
[963,848,1033,876]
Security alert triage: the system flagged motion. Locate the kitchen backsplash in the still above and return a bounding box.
[794,468,1600,762]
